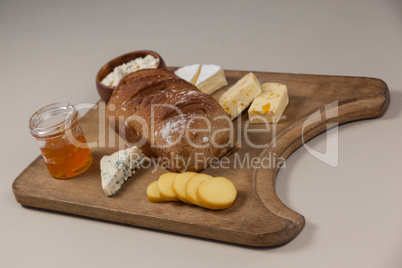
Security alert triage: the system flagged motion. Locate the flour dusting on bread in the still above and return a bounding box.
[161,114,188,145]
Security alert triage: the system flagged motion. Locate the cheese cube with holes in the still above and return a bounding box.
[218,72,261,120]
[196,64,228,94]
[248,83,289,123]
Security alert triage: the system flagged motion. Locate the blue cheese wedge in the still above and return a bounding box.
[174,64,201,85]
[100,147,143,196]
[248,83,289,123]
[218,72,261,120]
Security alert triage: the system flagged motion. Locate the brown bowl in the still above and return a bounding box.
[96,50,167,103]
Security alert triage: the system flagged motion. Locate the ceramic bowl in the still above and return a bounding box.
[96,50,167,103]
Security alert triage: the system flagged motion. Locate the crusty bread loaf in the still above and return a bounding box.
[107,69,234,172]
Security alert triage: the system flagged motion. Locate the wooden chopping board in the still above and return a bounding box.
[12,68,390,247]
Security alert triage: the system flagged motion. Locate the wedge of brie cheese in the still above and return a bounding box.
[248,83,289,123]
[100,147,143,196]
[174,64,201,85]
[196,64,228,94]
[218,72,261,120]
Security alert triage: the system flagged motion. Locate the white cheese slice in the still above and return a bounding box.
[174,64,201,85]
[196,64,228,94]
[100,147,143,196]
[248,83,289,123]
[218,72,261,120]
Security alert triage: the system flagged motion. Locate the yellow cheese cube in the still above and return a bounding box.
[248,83,289,123]
[218,72,261,120]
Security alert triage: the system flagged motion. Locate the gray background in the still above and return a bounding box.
[1,0,401,267]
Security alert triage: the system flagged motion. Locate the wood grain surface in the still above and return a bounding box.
[12,68,390,247]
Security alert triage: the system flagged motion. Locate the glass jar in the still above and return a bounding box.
[29,102,93,179]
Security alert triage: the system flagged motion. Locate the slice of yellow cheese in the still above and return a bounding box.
[196,177,237,210]
[186,174,213,205]
[158,172,180,201]
[173,172,198,203]
[147,180,167,203]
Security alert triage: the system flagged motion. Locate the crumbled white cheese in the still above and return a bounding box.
[101,55,160,87]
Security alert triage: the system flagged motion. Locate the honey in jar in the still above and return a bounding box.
[29,102,93,179]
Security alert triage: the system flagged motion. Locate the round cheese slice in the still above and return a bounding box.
[196,177,237,210]
[158,172,180,201]
[173,172,198,203]
[147,180,167,203]
[186,174,212,205]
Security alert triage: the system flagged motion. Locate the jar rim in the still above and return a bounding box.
[29,102,79,138]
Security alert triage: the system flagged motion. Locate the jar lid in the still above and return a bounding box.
[29,102,79,138]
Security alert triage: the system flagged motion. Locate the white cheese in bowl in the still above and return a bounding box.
[101,55,160,87]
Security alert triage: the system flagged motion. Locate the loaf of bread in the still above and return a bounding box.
[107,69,235,172]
